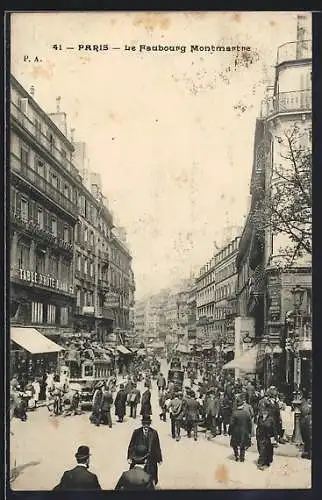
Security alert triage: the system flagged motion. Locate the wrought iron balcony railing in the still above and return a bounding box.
[11,209,74,254]
[260,89,311,119]
[277,40,312,65]
[11,153,78,217]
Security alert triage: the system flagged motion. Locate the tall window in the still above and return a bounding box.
[17,243,30,268]
[90,261,94,277]
[84,226,88,242]
[87,291,93,307]
[35,118,42,139]
[31,302,43,323]
[63,226,69,243]
[49,133,55,153]
[47,304,56,324]
[20,198,28,221]
[64,184,69,199]
[84,258,88,275]
[20,146,29,165]
[60,307,68,326]
[49,255,59,276]
[37,208,44,229]
[35,251,46,274]
[37,159,45,178]
[76,288,81,307]
[77,254,81,271]
[51,217,57,237]
[51,174,58,189]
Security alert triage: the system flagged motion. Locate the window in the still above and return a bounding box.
[90,261,94,277]
[64,184,69,199]
[20,146,29,165]
[63,226,69,243]
[49,133,55,153]
[84,226,88,242]
[51,217,57,237]
[35,251,46,274]
[17,243,30,268]
[77,254,81,272]
[61,149,67,165]
[35,118,42,139]
[31,302,43,323]
[76,289,81,307]
[36,159,45,178]
[47,304,56,324]
[84,258,88,274]
[60,307,68,326]
[51,174,58,189]
[90,232,94,247]
[20,198,28,221]
[49,255,59,275]
[19,98,29,115]
[37,208,44,229]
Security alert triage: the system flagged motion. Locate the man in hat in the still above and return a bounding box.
[91,382,103,426]
[115,444,155,490]
[168,391,184,441]
[127,416,163,486]
[205,389,220,438]
[184,390,200,441]
[53,445,101,490]
[256,402,276,470]
[128,383,141,419]
[100,384,113,427]
[140,383,152,419]
[115,383,127,423]
[228,396,252,462]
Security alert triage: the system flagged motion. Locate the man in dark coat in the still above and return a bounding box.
[128,383,141,419]
[100,385,113,427]
[229,397,252,462]
[157,373,166,394]
[300,397,312,459]
[256,404,276,470]
[140,384,152,418]
[91,382,103,426]
[115,384,127,423]
[115,444,154,490]
[220,393,233,435]
[53,445,101,490]
[184,390,200,441]
[205,390,220,438]
[127,416,163,485]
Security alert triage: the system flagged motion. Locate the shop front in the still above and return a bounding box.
[10,326,64,386]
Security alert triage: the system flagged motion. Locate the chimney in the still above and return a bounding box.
[70,128,75,143]
[30,85,35,96]
[56,96,61,112]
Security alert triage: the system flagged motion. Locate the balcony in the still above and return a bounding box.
[10,101,81,179]
[260,90,311,119]
[11,153,78,219]
[11,209,74,255]
[277,40,311,65]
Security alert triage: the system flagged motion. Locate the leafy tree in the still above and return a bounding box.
[252,124,312,267]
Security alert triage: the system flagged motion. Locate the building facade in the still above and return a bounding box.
[10,76,135,359]
[10,75,80,344]
[196,237,240,359]
[235,15,312,392]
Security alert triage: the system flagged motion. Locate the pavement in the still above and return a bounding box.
[10,362,311,490]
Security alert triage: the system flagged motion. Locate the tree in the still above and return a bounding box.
[252,124,312,267]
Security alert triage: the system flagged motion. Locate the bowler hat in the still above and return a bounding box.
[75,445,91,460]
[141,415,152,424]
[131,444,149,464]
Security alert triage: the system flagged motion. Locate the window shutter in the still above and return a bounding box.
[11,188,16,212]
[16,192,21,212]
[27,199,32,219]
[44,210,49,231]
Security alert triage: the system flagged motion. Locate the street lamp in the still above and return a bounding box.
[289,285,306,446]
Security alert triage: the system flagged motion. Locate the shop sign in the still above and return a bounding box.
[18,268,74,294]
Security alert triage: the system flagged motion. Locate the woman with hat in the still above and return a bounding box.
[228,395,252,462]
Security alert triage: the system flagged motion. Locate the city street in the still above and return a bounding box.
[10,362,311,490]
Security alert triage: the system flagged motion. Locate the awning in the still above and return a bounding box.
[176,344,191,354]
[11,327,64,355]
[222,344,261,373]
[116,345,132,355]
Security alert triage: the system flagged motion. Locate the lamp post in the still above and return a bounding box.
[290,285,306,446]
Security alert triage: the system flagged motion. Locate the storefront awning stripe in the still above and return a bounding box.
[11,327,64,354]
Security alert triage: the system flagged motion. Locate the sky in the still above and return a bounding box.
[10,11,308,300]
